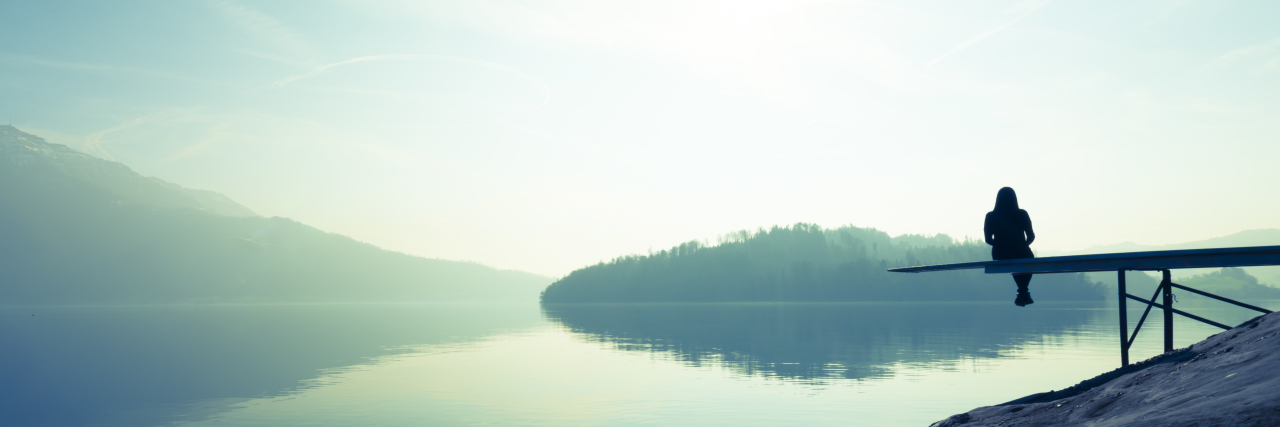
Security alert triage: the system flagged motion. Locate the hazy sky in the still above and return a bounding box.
[3,0,1279,276]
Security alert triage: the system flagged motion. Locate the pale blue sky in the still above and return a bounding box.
[3,0,1279,276]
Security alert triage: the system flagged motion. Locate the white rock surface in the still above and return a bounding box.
[933,311,1280,426]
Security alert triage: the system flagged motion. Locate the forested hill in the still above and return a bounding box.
[540,223,1107,303]
[0,126,550,304]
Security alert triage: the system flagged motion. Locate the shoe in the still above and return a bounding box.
[1015,291,1034,307]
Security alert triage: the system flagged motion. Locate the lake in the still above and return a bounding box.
[3,297,1275,426]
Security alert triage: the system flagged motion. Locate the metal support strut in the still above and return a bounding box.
[1162,270,1174,353]
[1116,268,1271,367]
[1117,270,1128,366]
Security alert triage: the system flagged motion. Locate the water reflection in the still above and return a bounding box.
[14,301,1262,427]
[542,302,1103,382]
[0,304,542,427]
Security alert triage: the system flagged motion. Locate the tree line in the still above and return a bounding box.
[541,223,1107,303]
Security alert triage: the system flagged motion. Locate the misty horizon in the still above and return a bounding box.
[7,123,1280,280]
[5,2,1280,426]
[4,1,1280,277]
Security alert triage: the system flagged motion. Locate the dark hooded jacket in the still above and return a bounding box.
[984,187,1035,260]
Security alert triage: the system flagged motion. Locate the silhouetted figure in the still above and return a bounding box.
[984,187,1036,307]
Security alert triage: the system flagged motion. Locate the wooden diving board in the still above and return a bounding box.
[889,245,1280,275]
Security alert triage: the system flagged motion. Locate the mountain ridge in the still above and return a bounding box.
[1,125,257,218]
[0,126,550,304]
[1044,229,1280,286]
[1048,229,1280,255]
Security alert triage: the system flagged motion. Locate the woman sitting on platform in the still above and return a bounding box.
[985,187,1036,307]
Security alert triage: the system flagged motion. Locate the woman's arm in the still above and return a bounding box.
[1023,210,1035,245]
[984,213,995,245]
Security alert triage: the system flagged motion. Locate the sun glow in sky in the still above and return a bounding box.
[3,0,1279,276]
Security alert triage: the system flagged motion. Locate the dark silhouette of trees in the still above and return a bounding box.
[541,223,1106,303]
[1175,267,1280,301]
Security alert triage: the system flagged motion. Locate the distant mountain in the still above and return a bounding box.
[1,126,256,217]
[1046,229,1280,287]
[0,125,549,304]
[1051,229,1280,255]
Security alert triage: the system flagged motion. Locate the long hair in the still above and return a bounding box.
[994,187,1019,212]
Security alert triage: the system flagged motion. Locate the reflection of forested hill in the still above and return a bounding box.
[542,302,1099,381]
[540,224,1105,303]
[0,126,548,303]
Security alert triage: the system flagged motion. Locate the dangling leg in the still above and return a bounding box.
[1013,274,1034,307]
[1014,273,1032,293]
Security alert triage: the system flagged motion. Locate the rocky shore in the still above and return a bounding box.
[932,311,1280,427]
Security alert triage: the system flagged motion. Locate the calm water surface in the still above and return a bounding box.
[3,297,1275,426]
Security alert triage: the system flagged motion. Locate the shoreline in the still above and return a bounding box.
[931,311,1280,427]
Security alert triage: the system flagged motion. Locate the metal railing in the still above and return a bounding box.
[1116,269,1272,366]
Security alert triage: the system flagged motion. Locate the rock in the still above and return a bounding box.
[929,412,971,426]
[936,312,1280,426]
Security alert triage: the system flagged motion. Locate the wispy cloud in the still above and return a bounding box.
[926,0,1053,69]
[1208,35,1280,71]
[494,120,702,182]
[257,54,552,105]
[0,54,225,85]
[206,0,319,66]
[159,123,233,164]
[83,112,174,160]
